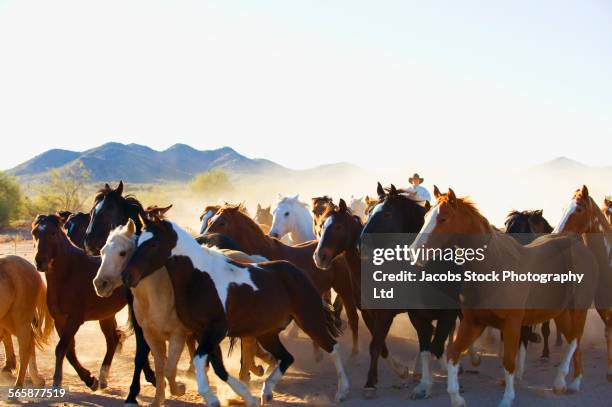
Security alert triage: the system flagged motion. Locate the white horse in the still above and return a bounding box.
[348,196,367,223]
[269,194,315,244]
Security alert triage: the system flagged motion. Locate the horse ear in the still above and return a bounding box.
[605,198,612,206]
[535,209,543,216]
[32,214,45,228]
[424,201,431,211]
[104,183,111,190]
[448,188,457,204]
[433,185,441,198]
[266,205,271,212]
[116,180,124,196]
[126,218,136,236]
[581,185,589,197]
[257,203,261,211]
[377,182,385,199]
[158,204,173,216]
[339,198,347,212]
[390,184,397,195]
[293,194,299,201]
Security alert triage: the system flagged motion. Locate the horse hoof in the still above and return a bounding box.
[410,388,431,400]
[470,354,481,367]
[260,392,273,405]
[335,389,349,402]
[363,387,377,399]
[124,403,139,407]
[553,385,566,395]
[171,382,186,396]
[88,377,99,391]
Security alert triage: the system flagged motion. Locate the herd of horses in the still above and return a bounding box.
[1,179,611,407]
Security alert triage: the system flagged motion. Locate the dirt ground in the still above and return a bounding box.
[1,241,612,406]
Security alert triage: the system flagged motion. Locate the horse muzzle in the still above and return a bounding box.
[313,250,332,270]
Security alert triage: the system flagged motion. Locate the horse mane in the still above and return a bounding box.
[219,204,267,239]
[94,187,145,216]
[278,196,309,209]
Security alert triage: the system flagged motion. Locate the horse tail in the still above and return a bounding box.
[32,283,54,350]
[270,261,343,339]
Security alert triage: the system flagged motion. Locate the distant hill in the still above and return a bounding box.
[6,142,360,183]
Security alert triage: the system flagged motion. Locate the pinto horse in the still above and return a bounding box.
[312,196,334,238]
[505,209,562,362]
[603,197,612,225]
[122,214,350,406]
[205,203,360,356]
[357,185,464,399]
[410,186,598,407]
[554,185,612,380]
[0,255,53,388]
[32,214,128,390]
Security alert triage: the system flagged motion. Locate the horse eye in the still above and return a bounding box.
[119,251,127,257]
[284,212,289,217]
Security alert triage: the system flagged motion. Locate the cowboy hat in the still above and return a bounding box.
[409,173,424,184]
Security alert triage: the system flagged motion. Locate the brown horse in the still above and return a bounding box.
[554,185,612,380]
[32,214,128,390]
[311,196,334,238]
[205,204,360,356]
[254,204,273,227]
[603,197,612,225]
[122,214,350,406]
[410,186,598,407]
[0,255,53,388]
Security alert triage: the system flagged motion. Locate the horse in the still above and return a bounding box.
[269,195,315,243]
[32,214,129,390]
[553,185,612,381]
[122,214,350,406]
[63,212,91,249]
[199,205,222,235]
[95,215,275,405]
[348,196,367,223]
[0,255,53,388]
[2,332,16,373]
[81,181,158,404]
[254,204,273,227]
[205,203,360,356]
[603,197,612,225]
[410,186,598,407]
[364,195,378,217]
[357,185,464,399]
[505,209,563,362]
[312,196,334,238]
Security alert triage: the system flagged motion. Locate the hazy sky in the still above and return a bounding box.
[1,0,610,171]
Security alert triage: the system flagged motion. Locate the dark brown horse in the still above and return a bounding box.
[205,204,360,356]
[32,214,127,390]
[312,196,334,238]
[122,214,350,406]
[63,212,91,249]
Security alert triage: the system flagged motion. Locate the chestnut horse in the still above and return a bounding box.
[504,209,562,363]
[122,215,350,406]
[554,185,612,380]
[32,214,128,390]
[0,255,53,388]
[205,203,360,356]
[410,186,598,407]
[254,204,273,227]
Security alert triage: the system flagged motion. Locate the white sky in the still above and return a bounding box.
[0,0,610,171]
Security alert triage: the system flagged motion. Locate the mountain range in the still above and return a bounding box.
[7,142,360,183]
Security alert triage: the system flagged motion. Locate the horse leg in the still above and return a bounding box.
[28,346,45,387]
[54,318,96,389]
[447,318,486,407]
[13,322,33,388]
[555,318,563,346]
[552,312,578,394]
[185,332,196,377]
[257,331,295,404]
[498,319,522,407]
[362,311,408,380]
[567,310,587,393]
[166,330,186,397]
[194,323,256,407]
[408,313,435,400]
[145,331,167,406]
[98,317,120,389]
[255,340,277,373]
[541,321,551,361]
[432,314,456,372]
[239,337,257,382]
[596,308,612,380]
[334,280,359,356]
[125,319,152,406]
[2,331,16,373]
[364,313,394,398]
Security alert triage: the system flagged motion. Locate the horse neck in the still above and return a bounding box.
[290,206,315,243]
[124,204,144,234]
[131,266,174,310]
[48,232,88,277]
[582,209,612,268]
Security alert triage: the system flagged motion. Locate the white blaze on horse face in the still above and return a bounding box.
[199,209,215,235]
[169,221,258,310]
[409,205,440,253]
[553,199,578,233]
[138,231,154,246]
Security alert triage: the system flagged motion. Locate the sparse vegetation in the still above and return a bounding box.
[189,169,234,200]
[0,171,23,227]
